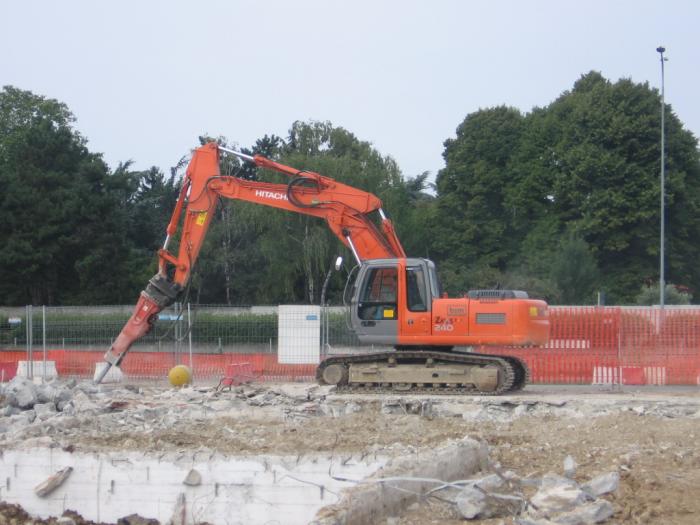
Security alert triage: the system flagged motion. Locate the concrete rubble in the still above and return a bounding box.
[1,377,699,447]
[447,466,619,524]
[455,484,525,519]
[563,455,577,478]
[0,379,697,524]
[582,472,619,497]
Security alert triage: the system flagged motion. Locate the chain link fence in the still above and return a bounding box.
[1,305,700,385]
[0,304,369,382]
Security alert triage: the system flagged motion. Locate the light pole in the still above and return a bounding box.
[656,46,667,309]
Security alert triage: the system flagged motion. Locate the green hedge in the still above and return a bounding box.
[0,311,360,348]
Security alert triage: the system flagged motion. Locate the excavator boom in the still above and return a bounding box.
[96,143,405,382]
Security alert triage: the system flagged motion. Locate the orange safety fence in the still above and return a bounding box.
[0,349,316,383]
[2,306,700,385]
[479,307,700,385]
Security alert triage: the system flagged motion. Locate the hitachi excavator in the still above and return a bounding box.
[96,142,549,394]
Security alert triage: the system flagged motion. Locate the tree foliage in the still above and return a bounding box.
[2,73,699,307]
[433,72,700,304]
[635,284,692,306]
[0,86,176,305]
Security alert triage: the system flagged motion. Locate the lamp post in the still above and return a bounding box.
[656,46,667,309]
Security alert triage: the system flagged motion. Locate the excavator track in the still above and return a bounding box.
[317,351,529,396]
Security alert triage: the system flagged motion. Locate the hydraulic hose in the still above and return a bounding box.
[286,176,321,208]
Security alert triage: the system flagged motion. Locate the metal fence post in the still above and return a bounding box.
[319,304,325,358]
[187,303,193,375]
[26,305,33,380]
[174,301,180,365]
[42,305,47,383]
[325,304,330,357]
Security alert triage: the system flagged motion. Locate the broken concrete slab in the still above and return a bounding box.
[551,500,614,525]
[471,473,505,491]
[582,472,619,497]
[455,485,489,519]
[183,468,202,486]
[34,466,73,497]
[5,376,38,409]
[455,485,525,520]
[313,437,489,525]
[2,405,21,417]
[540,473,579,490]
[531,485,590,514]
[70,390,99,412]
[33,402,57,420]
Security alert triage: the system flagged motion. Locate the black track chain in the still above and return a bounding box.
[317,351,518,396]
[468,352,530,393]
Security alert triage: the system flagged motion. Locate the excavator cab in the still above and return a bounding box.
[350,258,438,346]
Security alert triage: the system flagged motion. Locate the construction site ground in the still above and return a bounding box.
[1,381,699,524]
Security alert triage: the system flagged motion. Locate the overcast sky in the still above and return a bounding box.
[2,0,698,180]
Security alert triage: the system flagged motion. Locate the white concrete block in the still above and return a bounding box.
[16,361,58,381]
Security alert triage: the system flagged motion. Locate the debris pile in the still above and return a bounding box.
[0,501,181,525]
[448,462,619,524]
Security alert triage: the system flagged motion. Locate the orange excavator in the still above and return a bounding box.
[96,142,549,393]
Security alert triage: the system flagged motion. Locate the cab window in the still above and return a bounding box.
[359,267,397,320]
[406,266,428,312]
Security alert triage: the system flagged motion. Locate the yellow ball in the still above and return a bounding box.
[168,365,192,387]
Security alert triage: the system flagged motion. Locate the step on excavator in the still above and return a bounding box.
[96,143,549,394]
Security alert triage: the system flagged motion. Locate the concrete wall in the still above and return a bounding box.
[0,448,387,525]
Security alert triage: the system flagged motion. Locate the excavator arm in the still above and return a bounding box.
[96,142,405,382]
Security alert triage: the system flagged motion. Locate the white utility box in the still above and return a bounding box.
[277,305,321,364]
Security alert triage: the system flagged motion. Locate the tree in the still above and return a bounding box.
[0,86,138,304]
[433,106,525,271]
[513,72,700,302]
[260,121,408,304]
[548,233,600,304]
[636,283,691,305]
[432,73,700,304]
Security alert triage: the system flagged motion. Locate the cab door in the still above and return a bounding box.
[400,264,432,338]
[352,264,399,345]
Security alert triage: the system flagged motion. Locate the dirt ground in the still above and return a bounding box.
[76,411,478,456]
[1,383,699,524]
[395,412,700,525]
